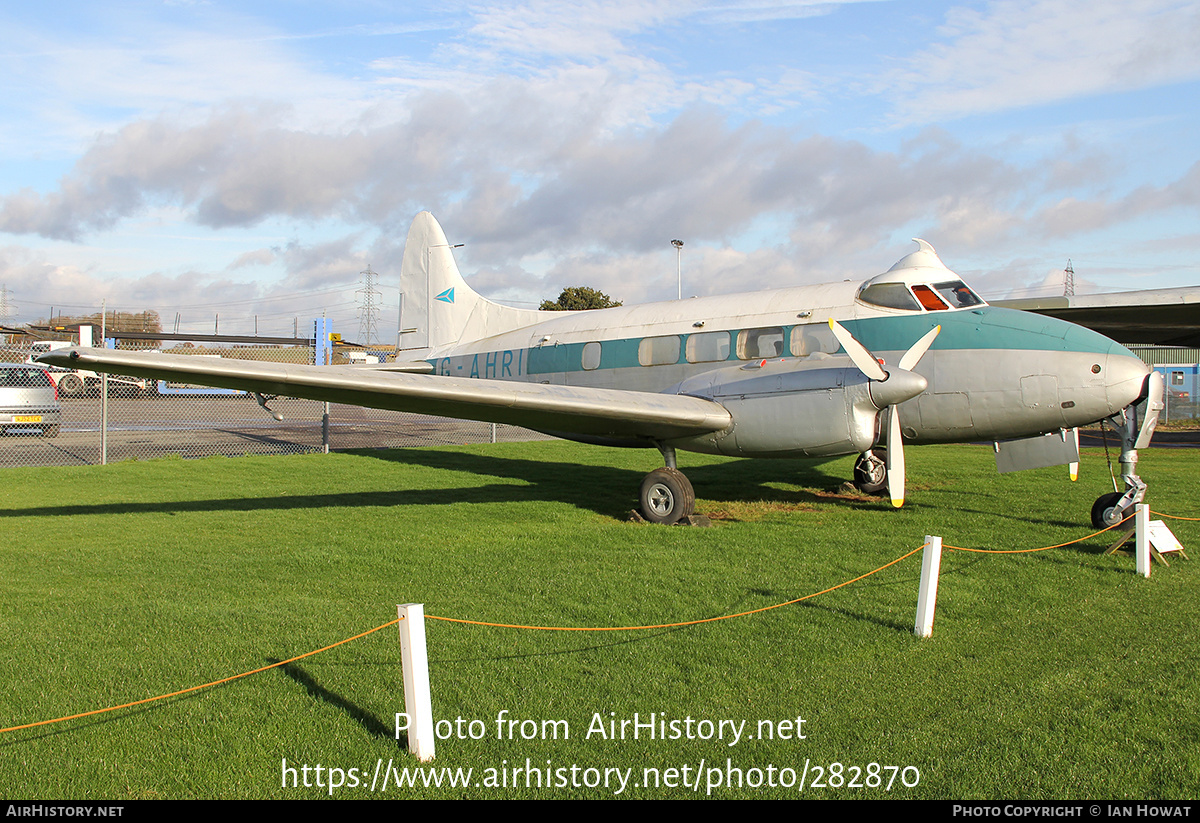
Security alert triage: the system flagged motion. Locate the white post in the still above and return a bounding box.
[397,604,436,761]
[100,301,107,466]
[1135,504,1151,578]
[914,535,943,638]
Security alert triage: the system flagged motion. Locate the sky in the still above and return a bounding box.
[0,0,1197,342]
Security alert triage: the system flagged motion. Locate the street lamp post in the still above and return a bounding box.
[671,239,683,300]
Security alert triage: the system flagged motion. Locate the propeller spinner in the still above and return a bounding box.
[828,319,940,508]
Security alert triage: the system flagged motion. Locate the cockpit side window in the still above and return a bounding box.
[858,283,921,311]
[910,285,949,311]
[933,280,984,308]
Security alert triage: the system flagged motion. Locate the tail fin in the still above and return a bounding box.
[398,212,545,354]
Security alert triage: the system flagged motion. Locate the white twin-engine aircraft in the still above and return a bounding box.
[41,212,1162,526]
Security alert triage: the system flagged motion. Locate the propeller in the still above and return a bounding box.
[828,319,941,508]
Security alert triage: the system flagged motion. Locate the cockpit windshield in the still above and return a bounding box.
[855,239,987,313]
[857,283,920,311]
[858,279,983,312]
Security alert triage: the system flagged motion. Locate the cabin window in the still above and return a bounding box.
[791,323,838,356]
[638,335,681,366]
[1172,371,1185,386]
[686,331,730,363]
[932,280,983,308]
[858,283,920,311]
[737,327,784,359]
[582,342,601,370]
[911,285,949,311]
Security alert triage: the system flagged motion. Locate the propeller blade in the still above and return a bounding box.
[886,406,905,508]
[897,324,941,371]
[828,319,887,381]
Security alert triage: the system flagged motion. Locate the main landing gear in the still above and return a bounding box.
[853,451,887,495]
[638,445,696,524]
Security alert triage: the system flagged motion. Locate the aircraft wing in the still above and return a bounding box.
[38,348,732,440]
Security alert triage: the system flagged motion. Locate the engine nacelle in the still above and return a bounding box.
[666,356,883,458]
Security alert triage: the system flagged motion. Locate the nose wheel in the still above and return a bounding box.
[1091,492,1130,529]
[639,467,695,524]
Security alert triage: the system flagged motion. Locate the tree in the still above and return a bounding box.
[539,287,622,311]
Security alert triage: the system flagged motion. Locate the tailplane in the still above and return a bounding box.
[398,212,547,354]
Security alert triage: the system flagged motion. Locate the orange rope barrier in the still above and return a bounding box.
[945,512,1134,553]
[4,544,930,734]
[16,505,1179,738]
[0,619,400,735]
[1151,509,1200,522]
[425,545,927,631]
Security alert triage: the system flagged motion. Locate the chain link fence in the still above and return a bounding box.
[0,340,551,469]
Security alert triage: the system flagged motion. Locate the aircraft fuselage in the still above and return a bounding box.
[423,284,1148,457]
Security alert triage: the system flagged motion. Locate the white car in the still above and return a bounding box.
[0,363,61,437]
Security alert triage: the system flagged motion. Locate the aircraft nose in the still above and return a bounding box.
[1104,344,1150,413]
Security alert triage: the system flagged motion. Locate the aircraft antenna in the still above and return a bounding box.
[357,264,381,346]
[1063,260,1075,297]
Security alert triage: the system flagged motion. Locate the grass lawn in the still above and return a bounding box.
[1,441,1197,799]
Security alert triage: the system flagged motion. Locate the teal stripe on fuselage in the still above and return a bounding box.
[431,306,1130,378]
[841,307,1128,357]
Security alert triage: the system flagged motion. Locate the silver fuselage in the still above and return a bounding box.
[426,284,1147,457]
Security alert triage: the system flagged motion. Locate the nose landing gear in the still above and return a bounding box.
[1091,372,1163,529]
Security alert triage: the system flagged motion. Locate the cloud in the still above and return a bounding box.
[886,0,1200,124]
[5,86,1195,304]
[2,0,1197,316]
[694,0,889,24]
[0,235,379,336]
[230,248,276,269]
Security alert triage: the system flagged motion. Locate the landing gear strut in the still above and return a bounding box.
[1090,373,1163,529]
[853,451,887,495]
[639,444,696,524]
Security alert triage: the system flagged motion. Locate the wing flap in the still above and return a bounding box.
[40,348,731,440]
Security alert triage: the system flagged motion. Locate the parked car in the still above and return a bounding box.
[0,363,61,437]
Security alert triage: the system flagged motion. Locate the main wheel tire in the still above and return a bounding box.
[853,454,887,495]
[639,467,695,524]
[58,373,84,397]
[1091,492,1128,529]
